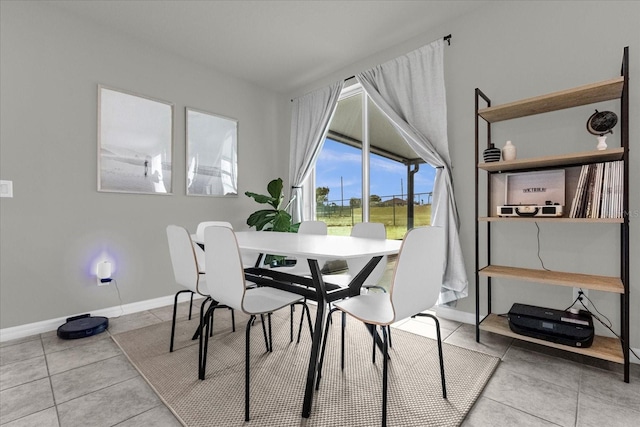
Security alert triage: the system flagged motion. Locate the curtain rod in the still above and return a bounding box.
[343,34,451,82]
[291,34,452,101]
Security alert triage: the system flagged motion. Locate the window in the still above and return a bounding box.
[314,83,435,239]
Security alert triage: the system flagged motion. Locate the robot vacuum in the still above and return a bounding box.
[57,314,109,339]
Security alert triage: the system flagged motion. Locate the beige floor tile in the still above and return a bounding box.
[116,405,181,426]
[41,330,110,355]
[482,365,578,427]
[56,377,160,427]
[0,335,40,349]
[45,339,122,375]
[463,396,560,427]
[393,318,456,341]
[501,345,582,391]
[444,323,512,358]
[0,355,48,391]
[0,378,54,424]
[0,339,43,367]
[50,355,139,404]
[576,392,640,427]
[107,311,164,335]
[579,364,640,408]
[1,407,59,427]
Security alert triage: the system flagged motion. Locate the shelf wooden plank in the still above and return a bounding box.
[478,216,624,223]
[480,314,624,363]
[478,147,624,172]
[479,265,624,293]
[478,77,624,123]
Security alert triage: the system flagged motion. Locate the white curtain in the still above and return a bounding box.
[288,81,344,223]
[356,39,467,303]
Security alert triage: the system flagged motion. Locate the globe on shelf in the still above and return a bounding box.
[586,109,618,151]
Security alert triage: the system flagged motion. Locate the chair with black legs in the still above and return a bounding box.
[200,225,309,422]
[322,222,391,367]
[271,220,326,343]
[166,225,236,354]
[194,221,261,270]
[316,226,447,427]
[193,221,234,273]
[194,221,307,345]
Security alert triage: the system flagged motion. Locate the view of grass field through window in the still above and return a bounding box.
[316,139,434,239]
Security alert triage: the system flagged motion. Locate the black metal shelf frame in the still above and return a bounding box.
[474,47,630,383]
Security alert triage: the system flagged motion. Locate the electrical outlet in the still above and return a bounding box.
[97,278,111,286]
[0,180,13,198]
[572,287,588,308]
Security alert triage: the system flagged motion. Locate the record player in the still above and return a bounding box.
[497,203,563,217]
[497,170,565,217]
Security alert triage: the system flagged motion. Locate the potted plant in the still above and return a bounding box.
[245,178,299,232]
[245,178,299,265]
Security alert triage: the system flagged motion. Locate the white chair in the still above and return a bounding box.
[193,221,234,272]
[323,222,391,367]
[271,220,326,343]
[200,225,308,421]
[323,222,388,290]
[195,221,262,269]
[273,220,328,275]
[316,226,447,427]
[166,225,234,355]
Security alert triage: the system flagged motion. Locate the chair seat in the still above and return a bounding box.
[333,293,394,326]
[242,287,303,315]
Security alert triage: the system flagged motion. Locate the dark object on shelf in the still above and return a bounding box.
[57,314,108,339]
[587,110,618,136]
[482,143,501,162]
[497,204,563,217]
[508,303,594,348]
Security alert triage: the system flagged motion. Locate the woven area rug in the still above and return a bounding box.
[112,307,498,426]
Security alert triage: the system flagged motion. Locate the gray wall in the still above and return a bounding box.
[286,1,640,348]
[0,2,288,328]
[2,1,638,352]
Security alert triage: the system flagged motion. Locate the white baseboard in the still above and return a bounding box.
[0,293,201,343]
[2,296,638,365]
[434,305,478,325]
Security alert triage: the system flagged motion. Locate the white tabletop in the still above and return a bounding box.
[194,230,401,259]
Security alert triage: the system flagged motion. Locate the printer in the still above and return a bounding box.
[508,303,594,348]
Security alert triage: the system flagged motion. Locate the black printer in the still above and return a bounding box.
[508,303,594,348]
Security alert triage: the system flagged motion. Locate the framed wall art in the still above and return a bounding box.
[98,85,174,194]
[186,108,238,196]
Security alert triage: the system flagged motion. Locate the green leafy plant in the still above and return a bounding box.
[245,178,300,232]
[245,178,300,266]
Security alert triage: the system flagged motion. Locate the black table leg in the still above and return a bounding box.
[302,259,327,418]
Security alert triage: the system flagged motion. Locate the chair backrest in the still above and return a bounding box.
[298,220,327,235]
[389,226,445,322]
[166,225,207,295]
[196,221,233,241]
[279,220,328,273]
[347,222,387,286]
[204,225,246,312]
[194,221,233,270]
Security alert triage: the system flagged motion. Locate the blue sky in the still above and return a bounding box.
[315,138,436,204]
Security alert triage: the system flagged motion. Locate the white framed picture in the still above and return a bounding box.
[186,108,238,197]
[98,85,174,194]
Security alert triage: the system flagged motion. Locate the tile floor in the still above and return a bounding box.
[1,302,639,426]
